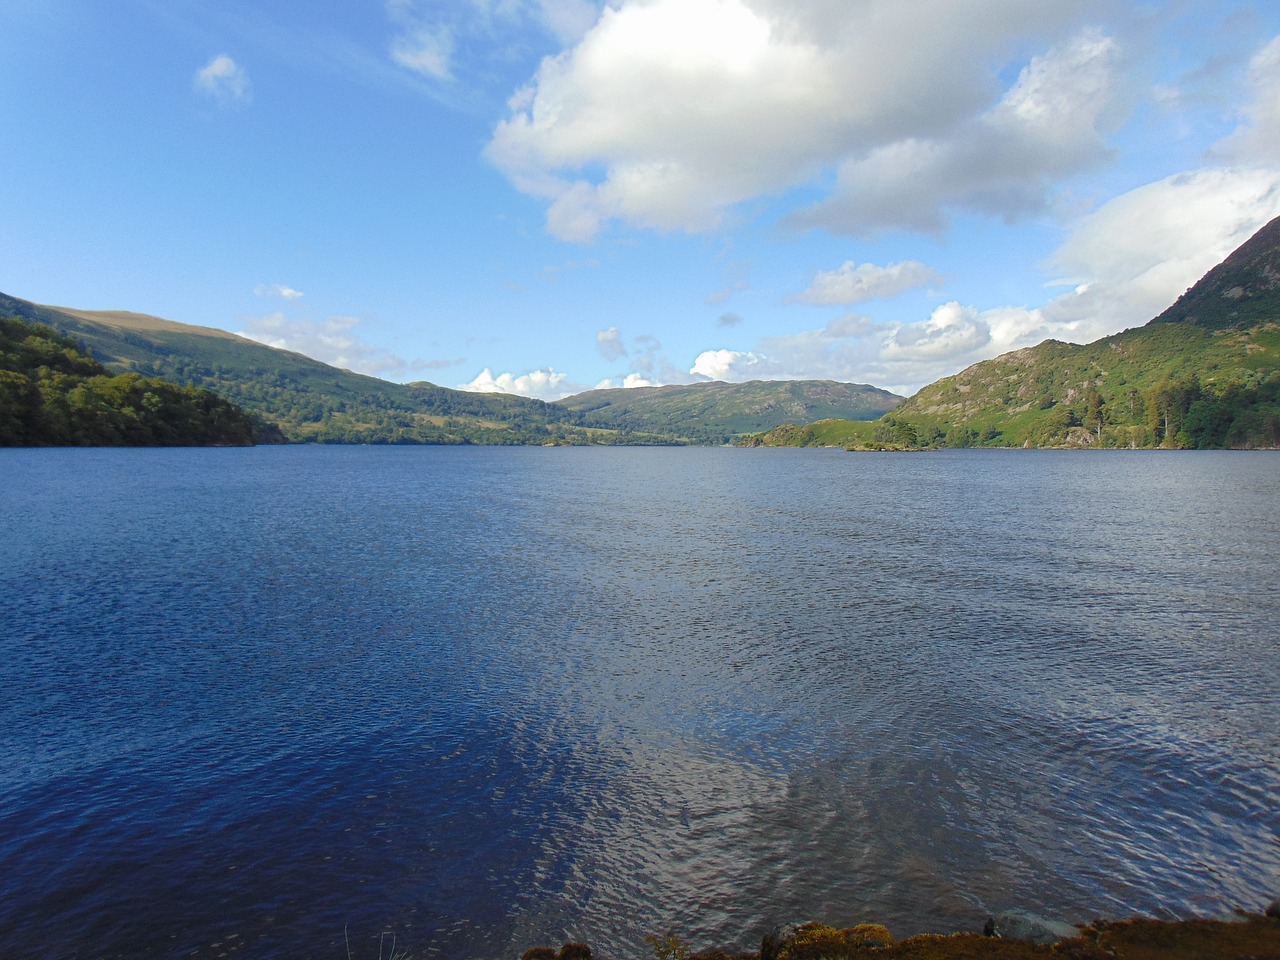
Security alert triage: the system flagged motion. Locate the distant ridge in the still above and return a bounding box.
[556,379,903,443]
[1,292,902,444]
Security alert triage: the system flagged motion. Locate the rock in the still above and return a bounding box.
[522,943,591,960]
[985,909,1079,944]
[1266,899,1280,919]
[760,922,807,960]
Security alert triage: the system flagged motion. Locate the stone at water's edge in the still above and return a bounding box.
[760,921,809,960]
[984,909,1080,944]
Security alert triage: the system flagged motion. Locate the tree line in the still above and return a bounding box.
[878,372,1280,450]
[0,316,273,446]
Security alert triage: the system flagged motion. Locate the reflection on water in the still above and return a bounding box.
[0,447,1277,959]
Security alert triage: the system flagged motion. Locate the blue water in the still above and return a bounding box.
[1,446,1277,960]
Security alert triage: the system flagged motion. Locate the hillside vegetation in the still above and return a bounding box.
[2,293,897,445]
[0,315,267,446]
[742,215,1280,451]
[557,380,902,444]
[0,295,605,445]
[879,321,1280,449]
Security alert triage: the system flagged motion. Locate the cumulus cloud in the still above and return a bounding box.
[793,260,941,306]
[690,348,764,381]
[680,313,891,388]
[677,165,1280,395]
[236,313,414,377]
[717,312,744,328]
[795,30,1120,233]
[459,366,585,400]
[254,283,304,301]
[487,0,1114,240]
[595,372,657,389]
[538,0,599,44]
[194,55,251,106]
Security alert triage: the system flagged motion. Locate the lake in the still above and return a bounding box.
[1,446,1277,960]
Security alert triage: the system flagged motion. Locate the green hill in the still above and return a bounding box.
[0,294,626,444]
[0,315,265,446]
[742,215,1280,451]
[2,293,901,445]
[555,379,903,444]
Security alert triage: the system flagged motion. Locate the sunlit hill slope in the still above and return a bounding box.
[744,215,1280,450]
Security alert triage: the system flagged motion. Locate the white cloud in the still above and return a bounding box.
[596,372,658,389]
[690,348,763,381]
[385,0,602,86]
[794,260,941,306]
[459,366,584,400]
[194,55,251,106]
[236,312,412,377]
[796,30,1120,233]
[677,165,1280,395]
[254,283,304,301]
[596,325,626,360]
[487,0,1114,240]
[1044,165,1280,336]
[538,0,599,44]
[1213,34,1280,163]
[391,27,454,80]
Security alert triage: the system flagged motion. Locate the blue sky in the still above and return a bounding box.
[3,0,1280,399]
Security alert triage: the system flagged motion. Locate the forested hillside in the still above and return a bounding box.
[1,292,904,445]
[555,379,901,443]
[0,316,270,446]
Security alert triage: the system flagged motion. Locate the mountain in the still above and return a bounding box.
[1149,215,1280,331]
[555,379,903,444]
[1,292,899,444]
[0,293,612,444]
[743,215,1280,451]
[0,314,264,446]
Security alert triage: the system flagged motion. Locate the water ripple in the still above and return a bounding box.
[0,447,1277,959]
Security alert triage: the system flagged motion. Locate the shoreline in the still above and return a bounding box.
[522,905,1280,960]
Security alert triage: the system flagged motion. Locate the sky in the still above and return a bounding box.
[3,0,1280,400]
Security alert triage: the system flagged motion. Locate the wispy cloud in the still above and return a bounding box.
[793,260,941,306]
[236,312,417,378]
[254,283,304,301]
[383,0,603,89]
[1212,34,1280,162]
[194,54,252,106]
[390,26,454,80]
